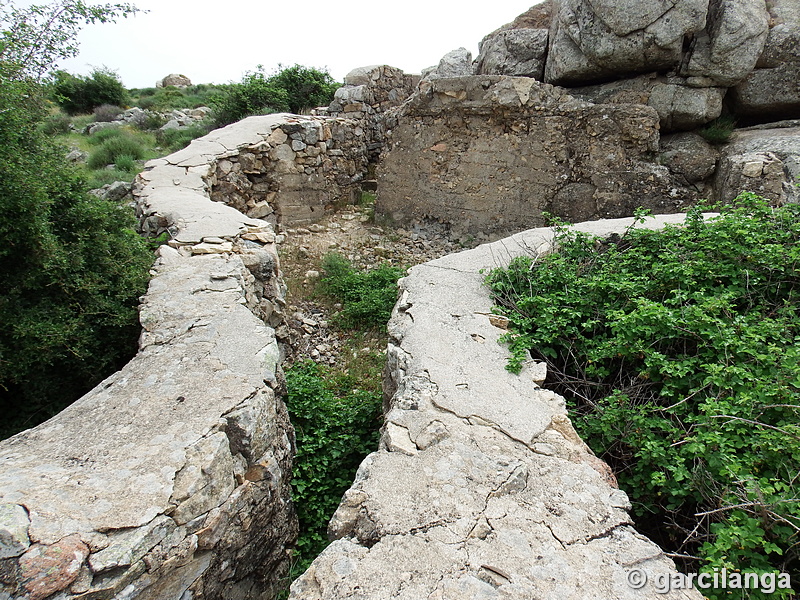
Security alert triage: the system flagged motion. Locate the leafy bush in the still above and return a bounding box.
[86,125,126,145]
[51,67,128,115]
[210,64,339,126]
[211,68,289,127]
[87,132,146,168]
[319,253,404,329]
[285,360,382,572]
[268,64,341,114]
[487,195,799,597]
[0,76,152,439]
[129,84,223,112]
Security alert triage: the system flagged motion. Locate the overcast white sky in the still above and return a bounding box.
[56,1,538,89]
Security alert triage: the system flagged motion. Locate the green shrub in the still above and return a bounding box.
[211,68,289,127]
[113,154,136,171]
[39,111,72,135]
[87,133,145,169]
[128,84,223,112]
[0,76,151,439]
[82,165,137,188]
[210,64,339,126]
[86,124,125,145]
[698,115,737,145]
[268,64,341,114]
[487,195,800,597]
[155,122,211,152]
[52,68,128,115]
[285,360,382,573]
[319,253,404,330]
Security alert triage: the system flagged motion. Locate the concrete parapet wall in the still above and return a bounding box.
[0,116,302,600]
[289,215,705,600]
[376,76,697,239]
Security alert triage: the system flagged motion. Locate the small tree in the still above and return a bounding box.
[269,64,341,114]
[0,1,140,80]
[51,67,128,114]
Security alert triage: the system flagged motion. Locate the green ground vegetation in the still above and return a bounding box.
[487,195,799,599]
[698,115,738,145]
[282,253,404,581]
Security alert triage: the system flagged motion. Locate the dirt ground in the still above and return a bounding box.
[276,202,476,366]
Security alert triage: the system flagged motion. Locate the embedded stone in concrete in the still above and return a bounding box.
[0,504,30,559]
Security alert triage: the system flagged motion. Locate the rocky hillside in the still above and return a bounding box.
[469,0,800,127]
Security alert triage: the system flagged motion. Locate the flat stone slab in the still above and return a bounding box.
[290,214,704,600]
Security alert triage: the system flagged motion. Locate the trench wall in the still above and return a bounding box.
[0,115,313,600]
[0,68,728,600]
[288,215,705,600]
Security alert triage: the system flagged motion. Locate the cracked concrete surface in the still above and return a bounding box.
[0,116,297,600]
[290,214,704,599]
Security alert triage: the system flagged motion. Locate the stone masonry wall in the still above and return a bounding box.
[207,115,370,227]
[200,66,418,230]
[289,215,706,600]
[0,115,300,600]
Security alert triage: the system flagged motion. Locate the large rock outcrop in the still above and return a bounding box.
[544,0,708,85]
[730,0,800,119]
[377,76,694,237]
[678,0,769,87]
[475,29,549,79]
[472,0,800,129]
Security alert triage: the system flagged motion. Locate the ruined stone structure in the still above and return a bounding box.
[2,1,800,598]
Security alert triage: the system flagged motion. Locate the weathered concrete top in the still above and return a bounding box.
[0,116,296,600]
[290,214,704,600]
